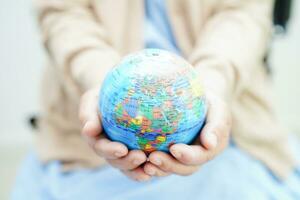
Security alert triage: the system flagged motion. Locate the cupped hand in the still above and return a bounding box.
[79,88,151,181]
[144,91,232,177]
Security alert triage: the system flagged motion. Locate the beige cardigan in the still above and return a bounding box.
[34,0,296,178]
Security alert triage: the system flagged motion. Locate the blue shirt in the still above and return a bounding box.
[144,0,181,55]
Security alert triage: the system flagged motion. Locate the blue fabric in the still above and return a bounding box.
[11,145,300,200]
[144,0,181,55]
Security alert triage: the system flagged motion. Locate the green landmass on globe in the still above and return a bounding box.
[99,49,206,153]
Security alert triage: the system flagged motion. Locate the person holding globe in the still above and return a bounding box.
[12,0,300,199]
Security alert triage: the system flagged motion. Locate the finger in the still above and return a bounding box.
[122,167,151,182]
[200,93,231,150]
[107,150,147,170]
[144,162,169,177]
[149,151,199,176]
[79,89,102,137]
[94,138,128,159]
[81,121,102,145]
[170,143,214,166]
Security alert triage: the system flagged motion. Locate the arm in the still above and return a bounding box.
[35,0,121,91]
[190,0,273,98]
[36,0,150,181]
[145,0,273,176]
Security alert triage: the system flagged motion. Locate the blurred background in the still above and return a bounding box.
[0,0,299,199]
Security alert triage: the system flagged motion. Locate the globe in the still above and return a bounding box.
[99,49,206,153]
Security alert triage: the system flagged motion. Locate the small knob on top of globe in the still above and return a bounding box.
[99,49,207,153]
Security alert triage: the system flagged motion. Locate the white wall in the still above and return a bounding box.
[0,0,300,199]
[0,0,43,198]
[271,1,300,134]
[0,0,44,144]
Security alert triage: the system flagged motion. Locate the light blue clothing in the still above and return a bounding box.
[144,0,181,55]
[11,144,300,200]
[12,0,300,199]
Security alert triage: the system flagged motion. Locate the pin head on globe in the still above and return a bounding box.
[99,49,207,153]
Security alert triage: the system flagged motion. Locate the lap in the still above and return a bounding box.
[11,144,300,200]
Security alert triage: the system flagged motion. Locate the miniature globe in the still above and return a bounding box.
[99,49,206,153]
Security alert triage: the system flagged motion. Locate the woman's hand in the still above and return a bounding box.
[79,88,151,181]
[143,91,232,177]
[79,67,232,180]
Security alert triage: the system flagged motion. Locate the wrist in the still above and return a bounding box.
[194,67,232,102]
[71,48,120,92]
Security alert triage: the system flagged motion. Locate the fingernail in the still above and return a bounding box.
[81,122,89,134]
[146,168,155,175]
[132,159,141,165]
[172,150,182,159]
[114,151,124,157]
[207,133,218,148]
[152,157,161,166]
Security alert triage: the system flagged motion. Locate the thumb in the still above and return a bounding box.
[79,88,102,138]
